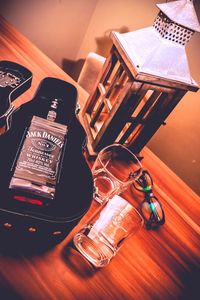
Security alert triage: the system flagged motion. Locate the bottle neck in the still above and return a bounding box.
[46,98,60,122]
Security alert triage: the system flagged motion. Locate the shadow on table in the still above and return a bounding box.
[179,266,200,300]
[0,284,23,300]
[0,232,58,257]
[61,240,98,278]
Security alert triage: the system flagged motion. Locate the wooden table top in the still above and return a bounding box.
[0,16,199,300]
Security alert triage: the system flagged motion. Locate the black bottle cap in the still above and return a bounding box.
[14,77,78,127]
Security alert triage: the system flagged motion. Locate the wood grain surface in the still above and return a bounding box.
[0,16,199,300]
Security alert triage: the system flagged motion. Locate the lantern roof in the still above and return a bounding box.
[157,0,200,32]
[110,0,199,89]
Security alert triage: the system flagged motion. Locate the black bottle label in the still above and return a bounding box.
[9,116,68,200]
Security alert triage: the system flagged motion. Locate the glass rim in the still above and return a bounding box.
[73,233,110,267]
[128,204,145,229]
[95,143,143,184]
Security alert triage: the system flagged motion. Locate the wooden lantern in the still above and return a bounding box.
[81,0,200,156]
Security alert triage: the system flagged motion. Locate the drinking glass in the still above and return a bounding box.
[73,195,144,267]
[92,144,142,204]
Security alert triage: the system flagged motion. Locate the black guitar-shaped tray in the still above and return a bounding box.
[0,77,93,250]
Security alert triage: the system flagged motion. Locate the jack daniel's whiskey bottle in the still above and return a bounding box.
[9,98,68,204]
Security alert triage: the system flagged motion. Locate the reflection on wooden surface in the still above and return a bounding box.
[0,16,199,300]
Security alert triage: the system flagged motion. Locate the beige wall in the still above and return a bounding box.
[77,0,158,59]
[0,0,97,69]
[0,0,200,195]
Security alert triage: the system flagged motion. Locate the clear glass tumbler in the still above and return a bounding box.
[73,195,144,267]
[92,144,142,204]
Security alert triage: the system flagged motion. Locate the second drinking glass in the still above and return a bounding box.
[92,144,142,205]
